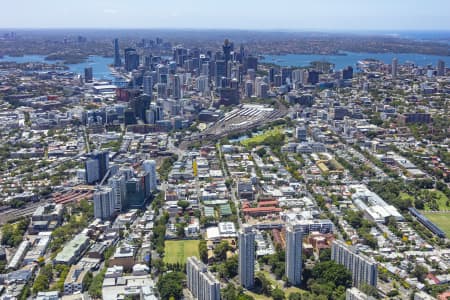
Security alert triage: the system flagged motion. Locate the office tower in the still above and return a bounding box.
[84,67,93,83]
[331,240,378,288]
[113,38,122,67]
[286,224,303,286]
[124,172,151,210]
[142,160,157,191]
[201,63,210,77]
[124,48,140,72]
[223,39,232,64]
[391,58,398,78]
[257,83,269,99]
[173,74,182,99]
[239,225,255,289]
[143,75,153,96]
[93,186,115,220]
[196,76,209,93]
[244,56,258,73]
[269,67,276,83]
[108,175,126,212]
[214,60,227,88]
[307,70,319,85]
[437,60,445,76]
[187,257,221,300]
[173,46,188,66]
[281,68,293,85]
[342,66,354,80]
[245,80,253,98]
[296,126,307,142]
[85,151,109,184]
[239,44,245,62]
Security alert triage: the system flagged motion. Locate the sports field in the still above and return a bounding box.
[422,212,450,237]
[241,127,283,147]
[164,240,200,264]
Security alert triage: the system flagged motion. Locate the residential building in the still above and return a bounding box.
[331,240,378,288]
[286,223,303,286]
[239,225,255,289]
[186,256,221,300]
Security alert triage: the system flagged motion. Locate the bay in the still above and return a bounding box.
[261,51,450,70]
[0,55,115,80]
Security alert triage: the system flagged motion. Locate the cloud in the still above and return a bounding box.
[103,8,118,15]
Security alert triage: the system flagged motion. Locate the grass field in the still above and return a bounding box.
[245,271,307,299]
[164,240,200,264]
[422,212,450,237]
[424,190,449,211]
[241,127,283,147]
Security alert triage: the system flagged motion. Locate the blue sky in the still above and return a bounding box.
[1,0,450,30]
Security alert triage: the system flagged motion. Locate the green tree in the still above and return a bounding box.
[213,240,231,261]
[199,240,208,263]
[157,271,185,300]
[271,288,285,300]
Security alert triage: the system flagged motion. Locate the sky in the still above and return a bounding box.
[1,0,450,31]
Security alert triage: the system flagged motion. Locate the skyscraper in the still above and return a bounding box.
[214,60,227,88]
[392,58,398,78]
[437,60,445,76]
[186,256,221,300]
[85,151,109,184]
[173,74,182,99]
[124,48,139,72]
[108,174,126,212]
[331,240,378,288]
[286,224,303,286]
[143,75,153,96]
[84,67,93,83]
[113,38,122,68]
[143,160,157,191]
[239,225,255,289]
[93,186,115,220]
[223,39,232,64]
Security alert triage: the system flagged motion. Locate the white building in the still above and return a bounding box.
[286,223,303,286]
[93,186,115,220]
[239,225,255,289]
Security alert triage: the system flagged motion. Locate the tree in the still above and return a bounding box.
[412,264,428,283]
[222,283,238,300]
[88,268,106,299]
[213,240,231,261]
[288,292,302,300]
[157,271,185,300]
[271,288,285,300]
[319,248,331,262]
[199,240,208,263]
[177,200,190,211]
[255,272,272,296]
[360,283,378,298]
[311,261,352,288]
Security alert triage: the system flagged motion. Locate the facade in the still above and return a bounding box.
[113,38,122,67]
[85,151,109,184]
[286,223,303,286]
[186,256,221,300]
[108,174,126,212]
[239,225,255,289]
[93,186,115,220]
[143,160,157,191]
[346,287,374,300]
[64,265,88,295]
[143,75,153,96]
[331,240,378,288]
[84,67,93,83]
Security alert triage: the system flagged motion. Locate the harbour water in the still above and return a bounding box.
[261,51,450,70]
[0,55,115,80]
[2,51,450,77]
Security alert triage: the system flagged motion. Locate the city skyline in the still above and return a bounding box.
[1,0,450,31]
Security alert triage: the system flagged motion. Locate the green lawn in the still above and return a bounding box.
[164,240,200,264]
[424,190,450,211]
[241,128,283,147]
[422,212,450,237]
